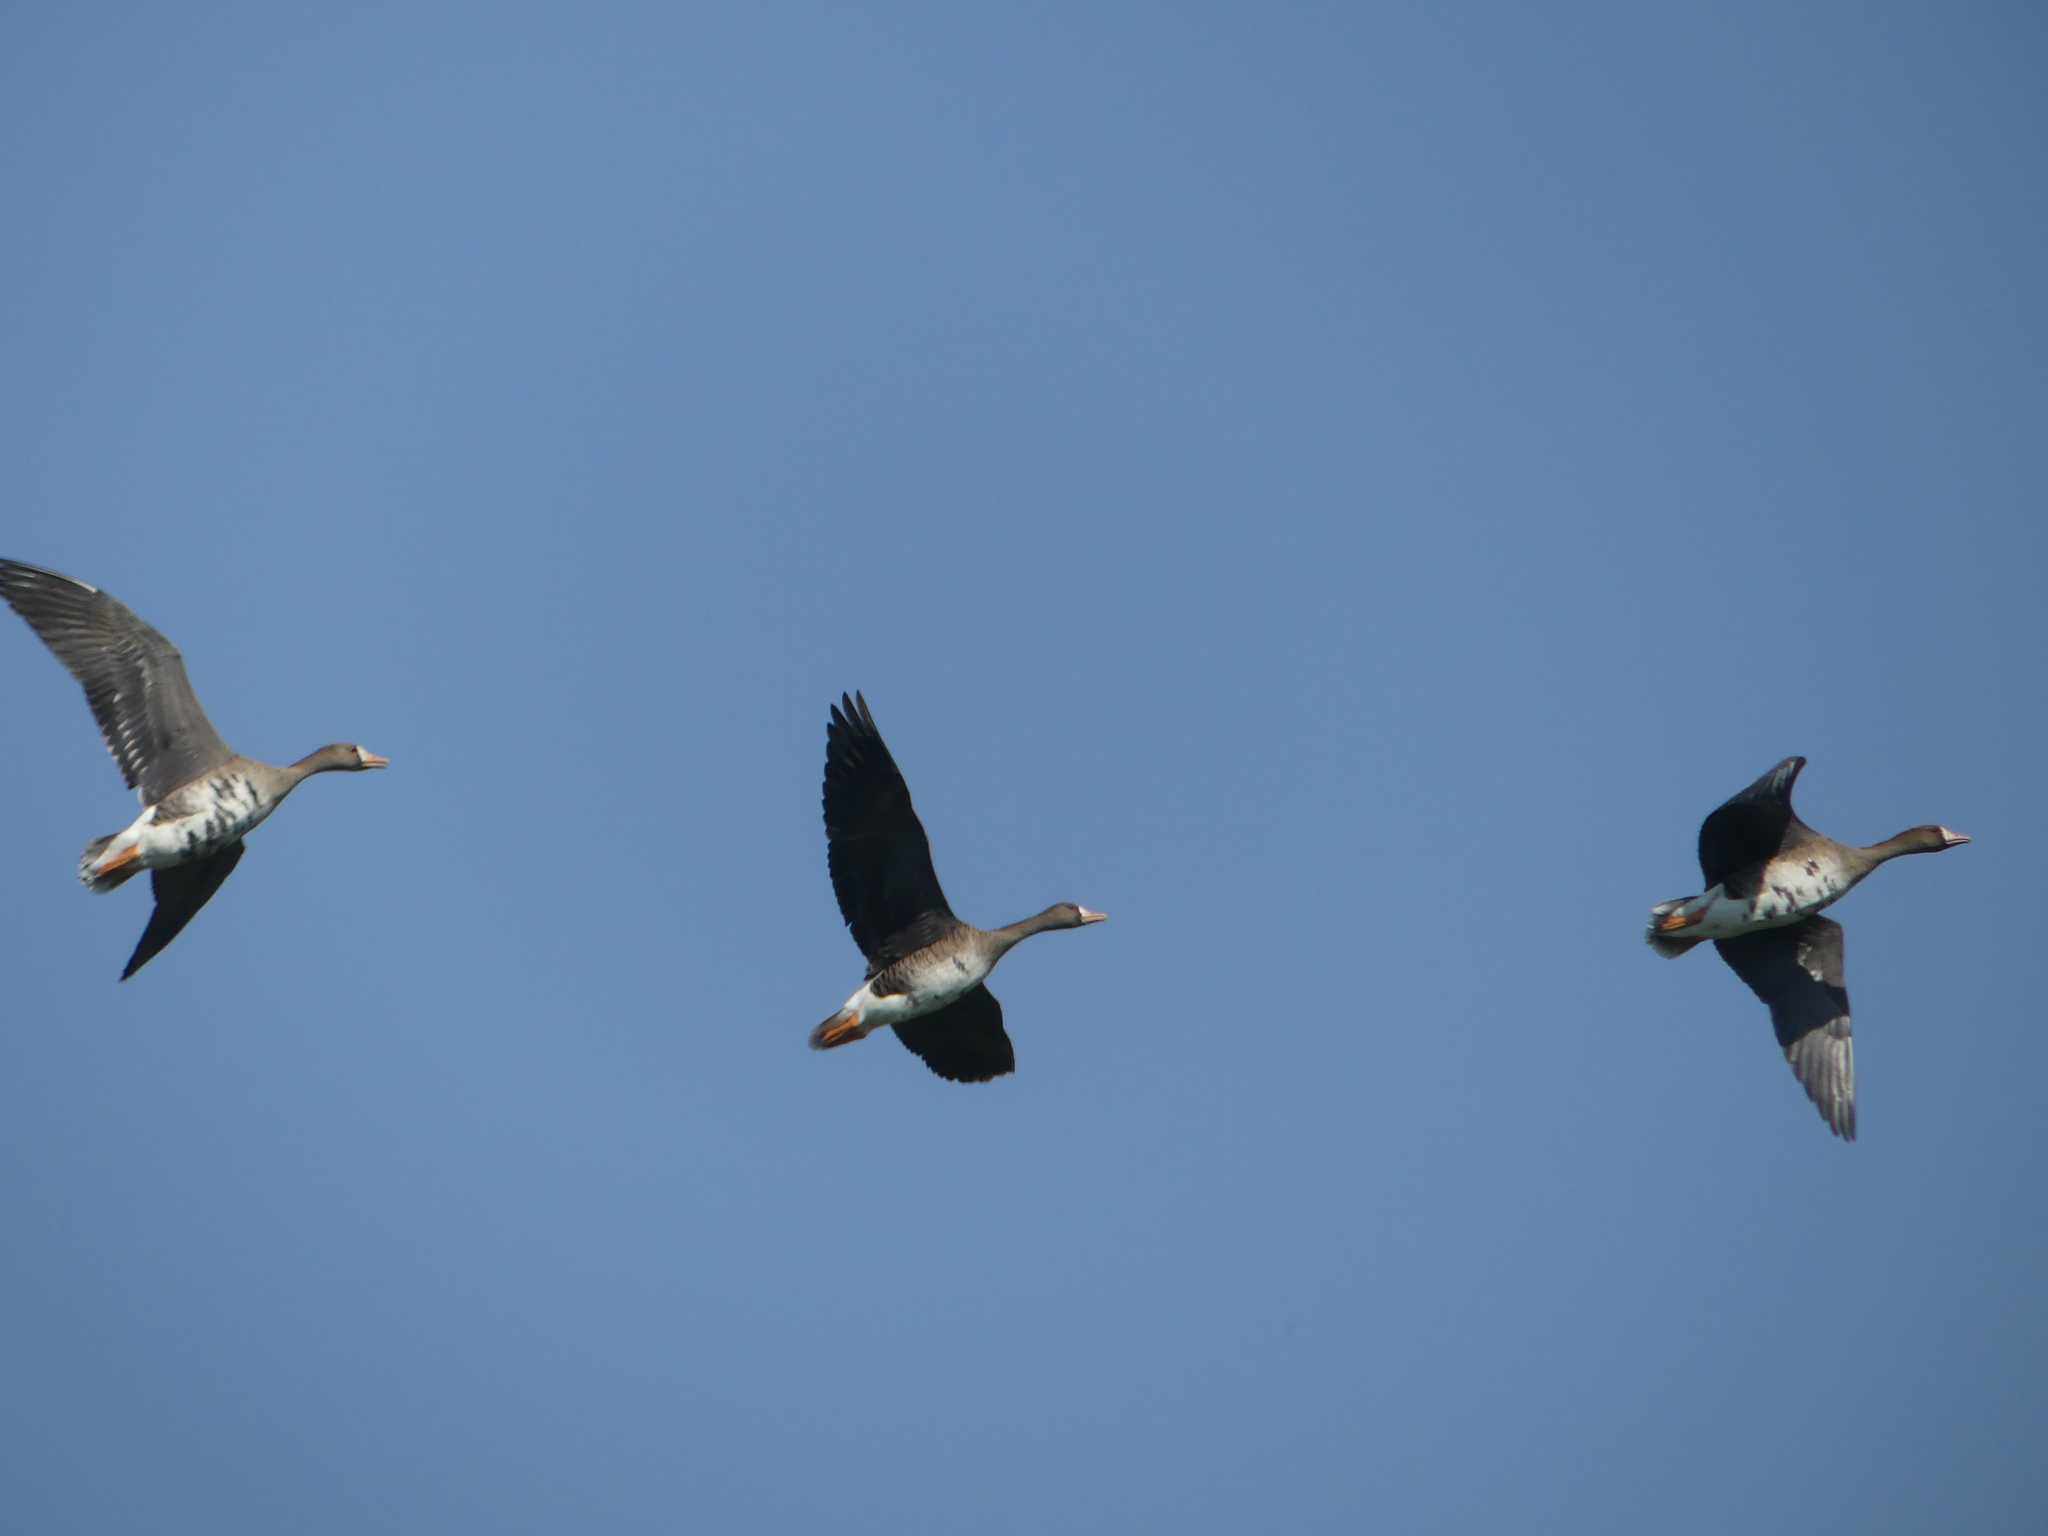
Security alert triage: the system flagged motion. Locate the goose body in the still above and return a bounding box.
[0,559,388,979]
[1647,845,1862,940]
[1646,756,1968,1140]
[830,939,995,1038]
[825,914,1095,1042]
[88,764,282,886]
[810,692,1105,1083]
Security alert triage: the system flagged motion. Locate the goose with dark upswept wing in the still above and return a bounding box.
[1646,756,1968,1140]
[0,559,388,979]
[811,692,1105,1082]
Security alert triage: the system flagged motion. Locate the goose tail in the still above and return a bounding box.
[80,834,143,893]
[1645,899,1703,958]
[810,1006,872,1051]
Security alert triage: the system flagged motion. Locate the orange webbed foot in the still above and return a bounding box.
[813,1016,868,1049]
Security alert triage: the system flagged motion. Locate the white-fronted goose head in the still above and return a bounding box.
[1645,755,1969,1140]
[808,692,1106,1083]
[0,559,389,980]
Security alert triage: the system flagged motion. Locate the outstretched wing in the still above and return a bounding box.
[893,985,1015,1083]
[1714,916,1855,1140]
[1697,756,1808,887]
[823,692,954,963]
[122,842,245,981]
[0,559,233,804]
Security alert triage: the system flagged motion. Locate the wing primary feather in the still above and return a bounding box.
[0,559,234,803]
[892,985,1015,1083]
[822,691,957,964]
[121,842,246,980]
[1714,916,1855,1141]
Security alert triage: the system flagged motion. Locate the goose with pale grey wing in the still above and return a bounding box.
[1647,756,1968,1140]
[0,559,388,980]
[811,692,1104,1082]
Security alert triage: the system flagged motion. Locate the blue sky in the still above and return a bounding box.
[1,3,2042,1530]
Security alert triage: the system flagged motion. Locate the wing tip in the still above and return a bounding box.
[0,557,100,598]
[930,1069,1013,1084]
[1769,755,1807,799]
[827,690,877,739]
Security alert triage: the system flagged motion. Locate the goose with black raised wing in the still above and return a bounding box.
[0,559,388,980]
[1646,755,1968,1140]
[810,692,1104,1082]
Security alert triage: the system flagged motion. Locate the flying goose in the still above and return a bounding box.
[811,692,1105,1082]
[1647,756,1968,1139]
[0,559,388,979]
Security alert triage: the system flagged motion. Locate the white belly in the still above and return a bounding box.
[133,775,274,867]
[845,953,989,1028]
[1676,863,1853,938]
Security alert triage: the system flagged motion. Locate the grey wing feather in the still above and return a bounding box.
[822,692,955,963]
[1714,917,1855,1140]
[1698,756,1804,887]
[122,841,245,980]
[0,559,233,803]
[893,984,1015,1083]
